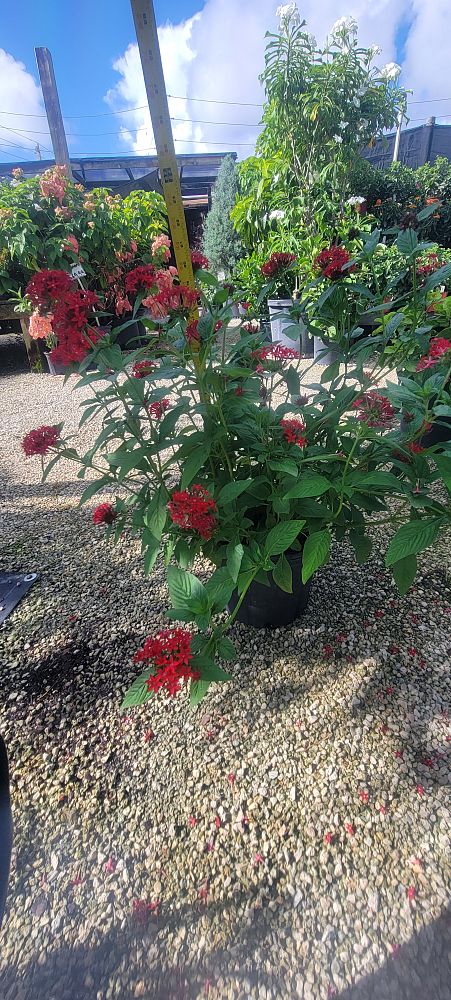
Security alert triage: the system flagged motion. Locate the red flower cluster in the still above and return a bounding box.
[168,484,217,540]
[252,344,300,364]
[22,424,60,457]
[352,391,396,428]
[243,322,259,334]
[185,320,200,343]
[416,337,451,371]
[26,269,73,309]
[51,289,100,364]
[314,246,356,281]
[191,250,209,270]
[261,252,296,279]
[280,418,307,447]
[125,265,156,295]
[132,360,155,378]
[148,399,170,419]
[134,627,200,697]
[417,252,440,278]
[93,503,117,525]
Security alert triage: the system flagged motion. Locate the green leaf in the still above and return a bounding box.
[385,518,442,567]
[272,553,293,593]
[174,538,193,569]
[416,202,441,221]
[434,455,451,490]
[302,529,331,583]
[120,669,153,709]
[396,229,418,256]
[218,479,253,504]
[167,565,207,609]
[192,656,233,682]
[189,679,211,706]
[264,519,305,556]
[226,542,244,582]
[78,477,110,506]
[42,452,62,483]
[320,360,340,384]
[284,473,331,499]
[352,472,406,493]
[216,635,237,661]
[143,538,160,575]
[349,531,372,565]
[283,365,300,395]
[180,445,210,489]
[268,459,299,477]
[205,566,235,613]
[392,554,417,595]
[144,495,167,541]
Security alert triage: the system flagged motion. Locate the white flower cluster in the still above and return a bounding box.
[347,195,366,206]
[380,61,402,81]
[276,3,300,28]
[330,15,358,40]
[367,43,382,59]
[269,209,286,221]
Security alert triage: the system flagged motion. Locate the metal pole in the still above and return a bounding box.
[130,0,195,289]
[392,110,404,163]
[35,47,72,178]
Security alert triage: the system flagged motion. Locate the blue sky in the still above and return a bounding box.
[0,1,448,165]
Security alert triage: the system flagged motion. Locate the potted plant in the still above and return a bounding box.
[259,252,298,346]
[22,227,451,715]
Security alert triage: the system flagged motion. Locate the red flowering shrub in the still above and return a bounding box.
[252,344,300,364]
[280,418,307,447]
[22,425,60,457]
[133,628,200,697]
[132,360,155,378]
[93,503,117,525]
[191,250,209,270]
[168,485,217,540]
[352,392,396,427]
[314,246,356,281]
[417,252,440,279]
[261,252,296,279]
[416,337,451,371]
[51,289,100,364]
[155,284,199,315]
[148,399,170,419]
[125,265,156,295]
[26,269,73,309]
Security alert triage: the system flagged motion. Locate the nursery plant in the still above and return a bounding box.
[22,223,451,713]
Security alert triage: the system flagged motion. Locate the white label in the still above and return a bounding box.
[71,264,86,279]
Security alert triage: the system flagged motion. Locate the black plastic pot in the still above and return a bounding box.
[44,351,67,376]
[227,548,312,629]
[112,315,148,350]
[0,735,12,926]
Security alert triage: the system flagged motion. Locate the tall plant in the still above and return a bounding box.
[202,155,243,278]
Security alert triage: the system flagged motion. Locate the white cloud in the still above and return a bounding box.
[0,50,51,163]
[105,1,449,158]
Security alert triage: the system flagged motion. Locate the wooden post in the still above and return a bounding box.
[35,47,72,179]
[130,0,195,290]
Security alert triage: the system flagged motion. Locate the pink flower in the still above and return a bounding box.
[198,882,209,901]
[345,823,355,836]
[407,885,416,901]
[324,831,334,845]
[323,643,334,658]
[29,310,54,341]
[144,729,155,742]
[359,790,369,803]
[416,784,425,796]
[188,816,197,828]
[378,805,387,815]
[63,234,79,255]
[115,293,132,317]
[391,943,401,957]
[104,857,116,874]
[227,772,236,785]
[214,815,221,829]
[253,852,264,866]
[152,233,172,262]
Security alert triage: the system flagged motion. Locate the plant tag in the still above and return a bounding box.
[71,264,86,279]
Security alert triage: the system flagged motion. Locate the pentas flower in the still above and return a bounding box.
[125,265,156,295]
[280,418,307,447]
[22,425,60,457]
[261,252,296,279]
[29,310,53,341]
[352,392,396,428]
[133,627,200,697]
[148,399,170,419]
[416,337,451,371]
[93,503,117,526]
[132,360,155,378]
[191,249,209,270]
[243,322,259,334]
[51,289,100,364]
[314,246,356,281]
[156,284,199,315]
[26,269,73,309]
[251,344,300,366]
[168,484,217,540]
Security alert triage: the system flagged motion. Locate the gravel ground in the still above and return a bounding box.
[0,348,450,1000]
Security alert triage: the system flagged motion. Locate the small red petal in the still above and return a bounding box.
[416,784,425,796]
[407,885,416,901]
[359,790,369,803]
[227,772,236,784]
[345,823,355,836]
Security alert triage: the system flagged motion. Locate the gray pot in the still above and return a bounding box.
[268,298,297,348]
[313,337,340,367]
[44,351,67,375]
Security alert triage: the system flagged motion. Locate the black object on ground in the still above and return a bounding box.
[0,734,12,926]
[0,572,38,626]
